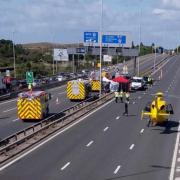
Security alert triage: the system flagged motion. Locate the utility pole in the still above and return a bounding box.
[12,31,16,78]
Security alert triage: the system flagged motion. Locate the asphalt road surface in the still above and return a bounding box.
[0,54,167,140]
[0,54,178,180]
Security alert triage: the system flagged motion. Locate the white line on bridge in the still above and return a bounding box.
[103,127,109,132]
[86,141,94,147]
[12,118,19,122]
[114,165,121,174]
[3,107,17,113]
[0,98,114,171]
[116,116,120,120]
[61,162,70,171]
[129,144,135,150]
[169,121,180,180]
[140,129,144,134]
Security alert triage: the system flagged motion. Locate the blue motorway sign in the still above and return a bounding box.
[84,32,98,43]
[102,35,126,44]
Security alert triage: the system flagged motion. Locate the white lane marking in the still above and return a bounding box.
[140,129,144,134]
[129,144,135,150]
[177,158,180,162]
[12,118,19,122]
[104,127,109,132]
[0,98,17,106]
[116,116,120,120]
[61,162,70,171]
[58,92,66,95]
[114,165,121,174]
[176,167,180,172]
[133,102,135,104]
[86,141,94,147]
[169,121,180,180]
[138,96,141,99]
[175,178,180,180]
[49,85,66,92]
[3,107,17,113]
[0,98,114,171]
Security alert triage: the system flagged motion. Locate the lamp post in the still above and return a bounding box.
[99,0,103,96]
[12,31,16,78]
[153,43,156,73]
[137,0,142,76]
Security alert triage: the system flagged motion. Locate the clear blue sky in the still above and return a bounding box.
[0,0,180,48]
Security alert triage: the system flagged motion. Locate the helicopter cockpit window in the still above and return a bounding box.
[144,102,151,112]
[165,104,174,114]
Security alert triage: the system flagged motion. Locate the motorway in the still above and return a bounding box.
[0,54,167,140]
[0,54,178,180]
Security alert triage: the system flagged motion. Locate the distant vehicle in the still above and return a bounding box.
[18,80,28,89]
[17,90,51,121]
[33,79,42,87]
[56,75,67,82]
[141,92,174,127]
[67,79,91,100]
[0,76,6,94]
[130,76,146,90]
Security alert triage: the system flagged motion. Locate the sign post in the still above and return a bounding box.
[26,71,34,90]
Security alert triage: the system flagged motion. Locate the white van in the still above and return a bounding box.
[131,76,146,90]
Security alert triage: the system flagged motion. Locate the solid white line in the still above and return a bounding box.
[58,92,66,95]
[12,118,19,122]
[61,162,70,171]
[0,98,114,171]
[140,129,144,134]
[104,127,109,132]
[0,98,17,106]
[114,165,121,174]
[3,107,17,113]
[116,116,120,120]
[86,141,94,147]
[129,144,135,150]
[169,121,180,180]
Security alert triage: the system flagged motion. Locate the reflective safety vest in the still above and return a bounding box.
[125,92,130,98]
[114,91,119,97]
[119,91,123,97]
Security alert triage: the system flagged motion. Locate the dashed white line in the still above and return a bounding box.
[86,141,94,147]
[3,107,17,113]
[103,127,109,132]
[114,165,121,174]
[0,98,114,171]
[129,144,135,150]
[12,118,19,122]
[61,162,70,171]
[116,116,120,120]
[140,129,144,134]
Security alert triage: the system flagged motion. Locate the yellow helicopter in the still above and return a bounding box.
[141,92,174,127]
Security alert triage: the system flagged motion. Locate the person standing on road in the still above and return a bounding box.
[125,92,130,102]
[123,99,129,116]
[119,90,124,103]
[114,91,119,103]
